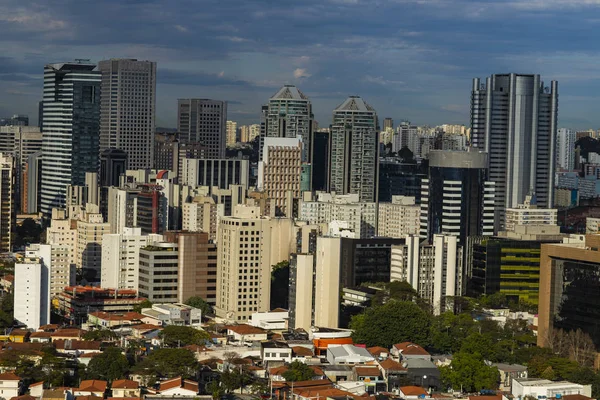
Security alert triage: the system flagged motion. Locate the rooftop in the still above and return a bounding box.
[334,96,376,113]
[225,324,266,335]
[270,85,309,101]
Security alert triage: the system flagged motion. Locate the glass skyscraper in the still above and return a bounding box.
[40,62,101,217]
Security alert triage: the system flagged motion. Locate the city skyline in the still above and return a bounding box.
[1,0,600,129]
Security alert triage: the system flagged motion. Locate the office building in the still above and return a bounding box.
[163,231,218,305]
[556,128,576,171]
[0,154,13,252]
[100,148,128,187]
[135,184,166,234]
[98,59,156,169]
[384,118,393,131]
[505,197,558,232]
[0,126,42,210]
[154,132,178,170]
[311,130,330,192]
[56,286,144,323]
[182,196,224,242]
[215,205,294,322]
[420,151,496,245]
[77,205,110,283]
[264,85,313,162]
[378,196,421,238]
[258,137,302,217]
[14,254,50,330]
[538,235,600,349]
[23,151,42,214]
[177,99,227,159]
[329,96,379,202]
[226,120,237,146]
[138,242,179,303]
[41,61,101,216]
[101,227,162,290]
[299,192,377,239]
[471,74,558,226]
[180,158,249,190]
[390,235,463,315]
[378,159,426,203]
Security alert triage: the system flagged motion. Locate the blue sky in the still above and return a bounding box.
[1,0,600,129]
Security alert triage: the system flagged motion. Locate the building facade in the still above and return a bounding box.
[138,242,179,303]
[556,128,575,171]
[377,196,421,238]
[471,74,558,226]
[180,158,249,190]
[329,96,379,202]
[14,254,50,330]
[177,99,227,159]
[98,59,156,170]
[41,62,101,216]
[0,154,13,252]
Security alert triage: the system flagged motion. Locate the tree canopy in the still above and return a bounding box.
[350,300,432,348]
[184,296,213,316]
[134,348,197,379]
[133,299,153,313]
[86,346,130,382]
[270,260,290,310]
[159,325,210,347]
[440,352,500,392]
[282,361,316,382]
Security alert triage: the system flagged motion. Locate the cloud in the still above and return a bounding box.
[174,25,188,33]
[294,68,311,79]
[364,75,404,85]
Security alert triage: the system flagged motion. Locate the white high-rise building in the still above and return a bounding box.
[76,205,111,283]
[226,121,237,147]
[0,154,13,252]
[40,61,101,216]
[27,243,75,299]
[390,234,463,315]
[264,85,313,162]
[329,96,379,202]
[14,252,50,330]
[505,196,558,232]
[377,196,421,238]
[557,128,576,171]
[182,197,224,242]
[471,74,558,224]
[98,59,157,170]
[101,227,162,290]
[215,205,294,322]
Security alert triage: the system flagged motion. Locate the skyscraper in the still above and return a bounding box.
[264,85,313,162]
[98,59,156,170]
[177,99,227,159]
[0,154,13,252]
[557,128,576,171]
[329,96,379,202]
[311,130,330,191]
[471,74,558,226]
[40,61,101,217]
[384,117,394,130]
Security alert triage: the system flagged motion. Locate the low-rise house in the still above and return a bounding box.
[225,324,267,343]
[399,386,431,400]
[129,324,162,340]
[50,329,86,341]
[8,329,30,343]
[249,310,289,331]
[378,358,408,392]
[261,341,292,365]
[75,353,99,366]
[157,377,199,396]
[404,359,441,389]
[291,346,314,363]
[110,380,140,398]
[354,366,384,394]
[74,380,107,397]
[0,372,21,400]
[54,340,102,356]
[493,363,528,392]
[41,389,71,400]
[87,312,145,328]
[391,342,430,361]
[292,387,362,400]
[29,381,44,397]
[367,346,389,360]
[141,304,202,327]
[326,344,374,365]
[321,365,353,383]
[512,378,592,399]
[29,332,52,343]
[269,365,325,382]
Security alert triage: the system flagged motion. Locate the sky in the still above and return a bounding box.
[1,0,600,129]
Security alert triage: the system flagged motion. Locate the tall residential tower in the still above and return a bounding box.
[98,59,157,169]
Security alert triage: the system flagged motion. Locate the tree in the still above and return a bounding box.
[133,299,152,313]
[207,380,224,400]
[398,146,415,163]
[184,296,213,316]
[86,346,129,382]
[440,352,499,392]
[0,292,14,328]
[282,361,316,382]
[13,219,43,249]
[350,300,432,348]
[134,348,197,379]
[371,281,418,306]
[83,329,117,342]
[429,312,477,354]
[270,261,290,310]
[160,325,210,347]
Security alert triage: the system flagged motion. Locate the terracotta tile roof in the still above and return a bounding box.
[3,275,14,282]
[271,308,288,312]
[0,372,21,380]
[76,396,101,400]
[89,311,145,322]
[379,358,407,371]
[400,386,428,396]
[159,377,182,392]
[1,342,43,352]
[29,381,44,388]
[38,324,59,331]
[78,380,107,393]
[50,329,86,338]
[393,342,430,356]
[355,366,380,377]
[468,396,501,400]
[9,329,30,337]
[182,380,199,393]
[130,324,161,331]
[30,332,52,338]
[292,346,313,357]
[10,395,37,400]
[111,380,139,389]
[561,396,594,400]
[54,340,101,351]
[77,353,100,359]
[225,324,266,335]
[184,344,212,352]
[367,346,389,357]
[294,388,355,399]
